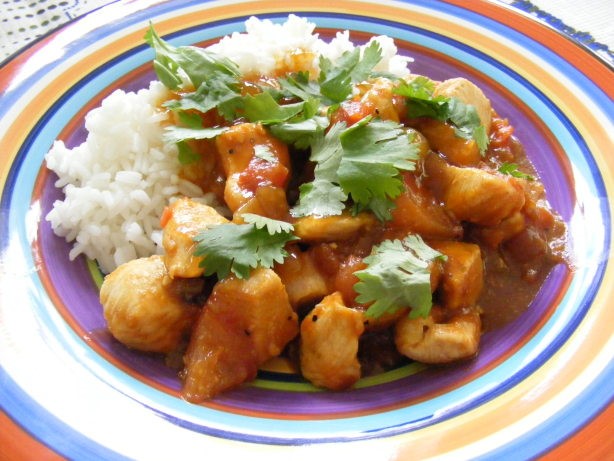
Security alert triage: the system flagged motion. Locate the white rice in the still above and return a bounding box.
[209,15,412,77]
[45,15,412,273]
[45,81,206,273]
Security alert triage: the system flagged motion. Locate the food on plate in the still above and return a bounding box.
[183,267,298,401]
[300,291,365,390]
[100,255,199,353]
[45,15,567,402]
[45,81,206,273]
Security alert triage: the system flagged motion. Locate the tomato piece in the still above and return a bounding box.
[237,158,289,192]
[489,116,514,149]
[332,99,372,126]
[160,205,173,228]
[333,255,367,306]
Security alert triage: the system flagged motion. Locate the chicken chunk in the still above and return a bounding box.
[182,268,298,401]
[424,153,525,226]
[385,172,463,240]
[473,211,526,248]
[100,255,198,353]
[162,197,229,279]
[361,308,409,332]
[504,227,549,264]
[300,292,365,390]
[274,245,329,310]
[354,77,406,122]
[215,123,291,212]
[503,181,564,266]
[394,309,481,363]
[430,241,483,310]
[416,119,481,166]
[293,212,377,243]
[434,77,492,133]
[234,185,290,222]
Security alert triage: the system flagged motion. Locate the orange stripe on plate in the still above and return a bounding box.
[445,0,614,97]
[0,411,63,461]
[539,400,614,460]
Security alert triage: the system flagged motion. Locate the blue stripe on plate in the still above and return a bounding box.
[0,371,128,460]
[477,359,614,460]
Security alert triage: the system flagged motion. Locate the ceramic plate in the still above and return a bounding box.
[1,1,613,459]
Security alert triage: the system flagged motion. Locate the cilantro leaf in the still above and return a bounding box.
[395,77,448,119]
[164,126,228,144]
[176,141,201,165]
[404,75,437,97]
[338,161,403,220]
[145,24,240,90]
[145,24,245,162]
[498,162,535,180]
[291,122,348,217]
[241,213,295,234]
[164,72,243,120]
[176,110,204,129]
[269,115,330,149]
[446,98,489,153]
[394,77,489,155]
[318,55,355,103]
[339,116,417,171]
[144,27,183,89]
[292,179,348,218]
[291,117,418,221]
[352,41,385,83]
[351,196,396,222]
[164,80,327,150]
[147,24,385,157]
[278,41,383,107]
[193,215,297,279]
[243,92,306,124]
[354,235,445,319]
[318,41,383,104]
[472,124,489,154]
[308,120,347,171]
[241,90,327,147]
[278,71,321,102]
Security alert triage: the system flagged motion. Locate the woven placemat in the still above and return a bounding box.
[1,0,613,63]
[0,0,110,61]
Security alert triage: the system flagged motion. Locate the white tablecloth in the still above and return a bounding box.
[1,0,613,63]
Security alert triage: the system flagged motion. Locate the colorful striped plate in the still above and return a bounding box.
[1,1,612,459]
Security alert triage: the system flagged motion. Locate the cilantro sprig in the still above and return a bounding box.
[394,76,489,155]
[279,41,383,106]
[354,235,445,319]
[498,162,535,180]
[193,214,297,279]
[146,26,390,162]
[146,25,327,152]
[291,116,419,221]
[163,112,229,164]
[144,24,241,91]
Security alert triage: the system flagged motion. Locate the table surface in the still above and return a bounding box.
[0,0,613,64]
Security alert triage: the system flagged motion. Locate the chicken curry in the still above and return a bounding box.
[99,31,566,403]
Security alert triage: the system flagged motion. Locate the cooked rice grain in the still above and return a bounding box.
[208,15,412,77]
[45,81,205,273]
